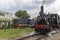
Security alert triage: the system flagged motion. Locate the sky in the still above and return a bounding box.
[0,0,59,18]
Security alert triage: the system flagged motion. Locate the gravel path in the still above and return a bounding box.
[47,31,60,40]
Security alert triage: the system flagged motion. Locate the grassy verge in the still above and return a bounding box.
[0,28,34,39]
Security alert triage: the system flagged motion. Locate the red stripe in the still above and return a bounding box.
[35,24,49,29]
[35,24,59,29]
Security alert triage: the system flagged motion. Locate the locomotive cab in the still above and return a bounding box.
[48,14,60,30]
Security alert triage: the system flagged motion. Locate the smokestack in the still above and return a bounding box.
[41,5,44,13]
[39,5,44,15]
[39,0,44,15]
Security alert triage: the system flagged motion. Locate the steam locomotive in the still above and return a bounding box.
[34,5,60,34]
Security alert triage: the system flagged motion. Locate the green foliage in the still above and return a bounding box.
[15,10,30,19]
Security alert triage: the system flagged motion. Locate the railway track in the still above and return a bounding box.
[16,29,60,40]
[16,33,48,40]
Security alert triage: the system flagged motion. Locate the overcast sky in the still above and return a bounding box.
[0,0,59,18]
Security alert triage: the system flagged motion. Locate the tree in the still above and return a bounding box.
[15,10,30,19]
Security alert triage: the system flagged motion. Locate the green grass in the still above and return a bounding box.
[0,28,34,39]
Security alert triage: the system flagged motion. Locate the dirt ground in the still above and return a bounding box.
[46,31,60,40]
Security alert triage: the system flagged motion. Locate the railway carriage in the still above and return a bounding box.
[12,19,35,28]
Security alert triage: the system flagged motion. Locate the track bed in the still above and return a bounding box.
[17,33,48,40]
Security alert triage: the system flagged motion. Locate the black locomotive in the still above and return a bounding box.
[34,5,60,34]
